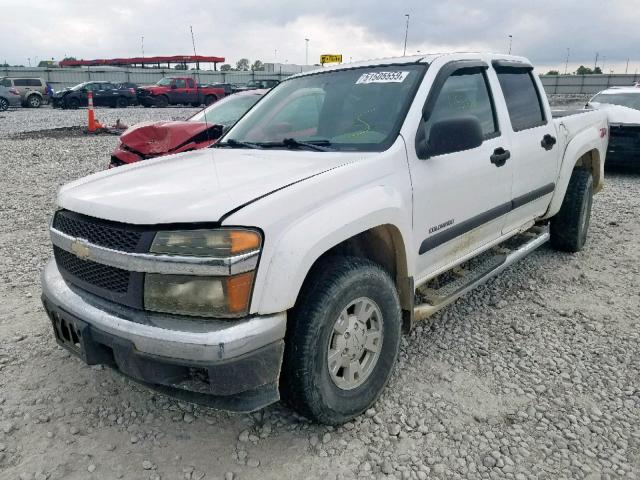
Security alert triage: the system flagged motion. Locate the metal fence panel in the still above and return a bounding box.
[540,74,640,95]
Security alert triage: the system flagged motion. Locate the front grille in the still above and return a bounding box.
[54,247,130,293]
[53,210,146,253]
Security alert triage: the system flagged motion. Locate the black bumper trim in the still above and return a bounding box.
[42,296,283,412]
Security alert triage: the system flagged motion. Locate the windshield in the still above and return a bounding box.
[70,82,89,91]
[590,92,640,111]
[224,64,426,151]
[156,78,173,86]
[189,94,262,125]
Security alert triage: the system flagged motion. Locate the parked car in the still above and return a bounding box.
[136,77,226,107]
[0,85,22,111]
[585,87,640,168]
[41,53,608,424]
[204,83,240,95]
[110,89,267,167]
[237,79,280,91]
[51,81,136,109]
[0,77,47,108]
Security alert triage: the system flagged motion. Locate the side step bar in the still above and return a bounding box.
[414,226,550,321]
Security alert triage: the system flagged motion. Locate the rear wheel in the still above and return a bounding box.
[155,95,169,108]
[550,168,593,252]
[27,94,42,108]
[204,95,217,105]
[281,256,401,425]
[0,97,8,111]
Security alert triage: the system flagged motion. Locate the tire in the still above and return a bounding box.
[0,97,8,111]
[550,168,594,252]
[281,256,402,425]
[27,94,42,108]
[67,97,80,109]
[116,96,129,108]
[204,95,217,105]
[155,95,169,108]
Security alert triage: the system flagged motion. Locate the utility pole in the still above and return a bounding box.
[141,36,145,58]
[305,38,309,65]
[507,35,513,54]
[403,14,410,56]
[564,48,570,74]
[601,56,606,73]
[626,58,629,74]
[594,52,599,71]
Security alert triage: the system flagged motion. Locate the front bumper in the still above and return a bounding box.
[41,259,286,411]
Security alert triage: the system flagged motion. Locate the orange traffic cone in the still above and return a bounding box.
[88,91,97,132]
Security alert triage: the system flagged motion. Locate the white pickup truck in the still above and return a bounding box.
[41,53,608,425]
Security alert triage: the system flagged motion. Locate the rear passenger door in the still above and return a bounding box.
[408,61,514,280]
[171,79,187,103]
[492,62,558,232]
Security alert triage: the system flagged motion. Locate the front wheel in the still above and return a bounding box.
[0,97,8,111]
[204,95,217,105]
[281,256,401,425]
[66,97,80,109]
[550,167,594,252]
[155,95,169,108]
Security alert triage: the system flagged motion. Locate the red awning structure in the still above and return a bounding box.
[59,55,225,67]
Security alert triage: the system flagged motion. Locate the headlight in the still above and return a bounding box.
[144,272,254,318]
[150,229,261,257]
[145,229,261,318]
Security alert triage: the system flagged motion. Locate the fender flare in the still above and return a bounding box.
[543,129,604,220]
[253,184,414,315]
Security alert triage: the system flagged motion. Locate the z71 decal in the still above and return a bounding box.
[428,219,455,234]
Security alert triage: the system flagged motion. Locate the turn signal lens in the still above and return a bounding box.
[150,229,261,257]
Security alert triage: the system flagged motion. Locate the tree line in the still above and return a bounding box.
[545,66,604,75]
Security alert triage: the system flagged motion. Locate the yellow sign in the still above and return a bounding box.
[320,54,343,65]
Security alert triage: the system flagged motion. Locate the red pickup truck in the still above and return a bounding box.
[136,77,225,107]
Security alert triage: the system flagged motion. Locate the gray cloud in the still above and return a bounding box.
[2,0,639,73]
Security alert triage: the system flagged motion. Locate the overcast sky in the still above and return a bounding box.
[3,0,640,74]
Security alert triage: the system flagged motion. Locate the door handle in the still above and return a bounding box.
[490,147,510,167]
[541,134,557,150]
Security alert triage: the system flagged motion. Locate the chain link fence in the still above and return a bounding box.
[0,66,307,91]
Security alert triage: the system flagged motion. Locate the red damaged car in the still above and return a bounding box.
[110,89,267,168]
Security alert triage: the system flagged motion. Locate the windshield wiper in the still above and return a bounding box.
[266,138,334,152]
[214,138,262,149]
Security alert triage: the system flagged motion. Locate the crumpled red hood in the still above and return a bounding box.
[120,121,213,155]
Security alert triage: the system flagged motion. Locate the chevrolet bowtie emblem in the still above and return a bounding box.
[70,239,91,259]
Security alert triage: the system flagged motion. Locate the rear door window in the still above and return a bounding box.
[14,79,29,86]
[495,68,546,131]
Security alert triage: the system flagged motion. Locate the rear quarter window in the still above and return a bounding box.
[495,69,546,132]
[27,79,43,87]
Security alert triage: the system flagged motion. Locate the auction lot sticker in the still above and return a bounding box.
[356,71,410,84]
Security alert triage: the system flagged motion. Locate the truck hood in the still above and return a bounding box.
[120,121,217,155]
[57,148,352,225]
[589,103,640,125]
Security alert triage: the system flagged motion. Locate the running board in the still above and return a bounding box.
[414,226,549,321]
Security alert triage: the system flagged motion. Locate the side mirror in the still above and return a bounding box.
[419,116,484,159]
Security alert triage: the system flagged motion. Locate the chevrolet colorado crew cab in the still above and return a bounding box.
[41,53,608,425]
[137,77,225,107]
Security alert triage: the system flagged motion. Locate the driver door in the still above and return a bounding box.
[408,62,514,281]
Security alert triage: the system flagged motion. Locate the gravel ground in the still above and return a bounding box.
[0,105,638,480]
